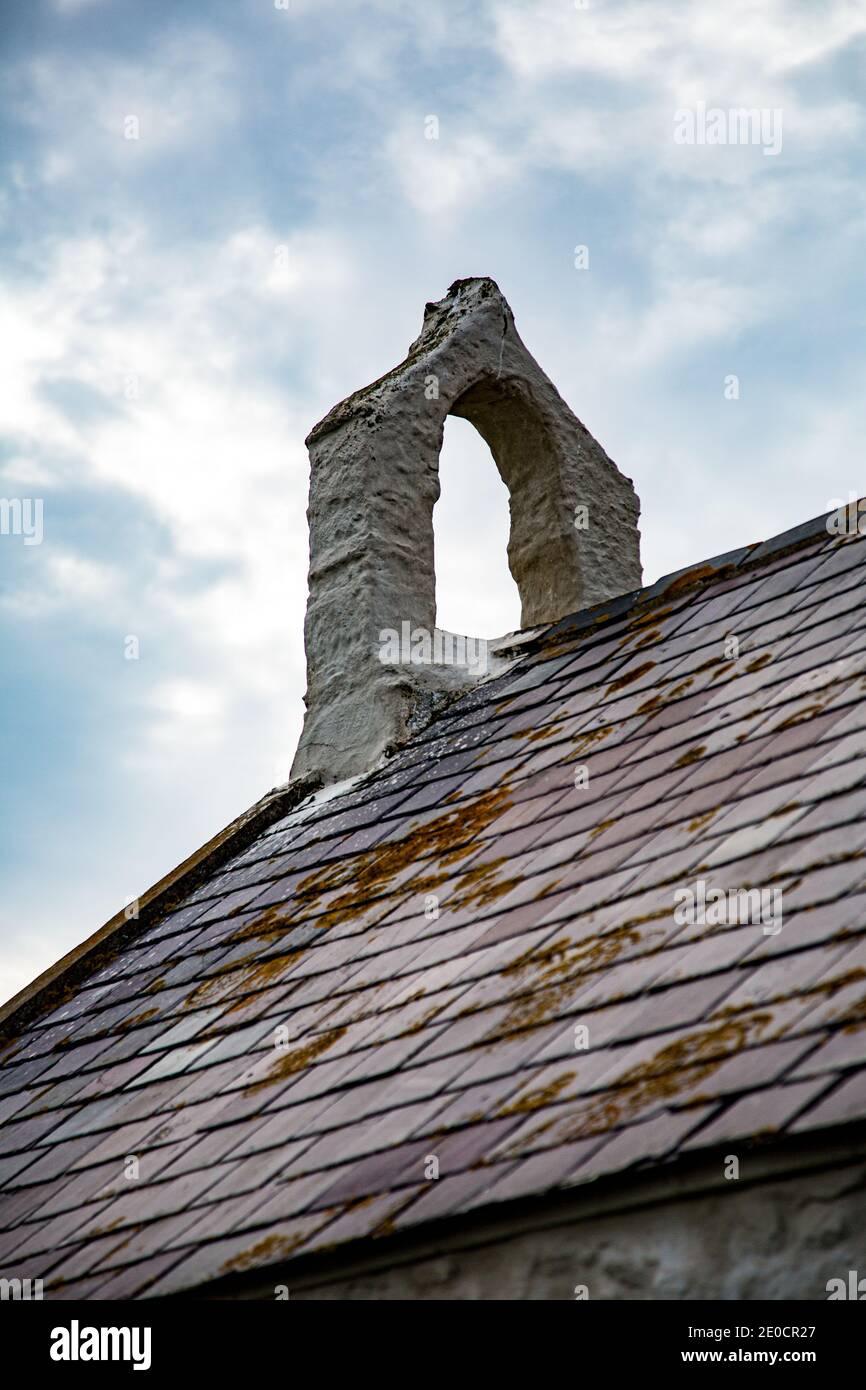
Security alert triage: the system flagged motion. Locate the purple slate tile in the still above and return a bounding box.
[5,1194,117,1263]
[0,1150,35,1188]
[437,1098,530,1159]
[3,521,866,1297]
[311,1137,433,1208]
[718,945,854,1013]
[618,970,743,1040]
[391,1165,517,1229]
[448,1022,563,1090]
[748,900,866,960]
[789,1072,866,1133]
[0,1107,73,1155]
[651,926,763,986]
[142,1209,336,1297]
[300,1188,423,1257]
[41,1270,117,1299]
[0,1216,50,1264]
[286,1098,447,1177]
[0,1054,58,1100]
[27,1158,135,1222]
[0,1181,57,1231]
[568,1107,715,1184]
[62,1118,167,1172]
[229,1094,344,1156]
[456,1149,583,1210]
[44,1229,132,1285]
[428,1073,527,1133]
[679,1037,816,1098]
[683,1079,834,1150]
[82,1169,207,1232]
[95,1210,217,1270]
[224,1166,355,1232]
[76,1249,188,1300]
[791,1027,866,1078]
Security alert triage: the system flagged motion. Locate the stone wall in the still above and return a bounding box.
[255,1155,866,1301]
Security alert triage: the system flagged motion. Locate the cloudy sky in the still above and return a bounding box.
[1,0,865,1003]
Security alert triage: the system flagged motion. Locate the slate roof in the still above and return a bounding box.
[3,509,866,1298]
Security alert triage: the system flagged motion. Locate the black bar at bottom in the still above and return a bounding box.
[5,1298,863,1376]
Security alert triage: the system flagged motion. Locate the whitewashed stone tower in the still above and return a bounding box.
[292,277,641,785]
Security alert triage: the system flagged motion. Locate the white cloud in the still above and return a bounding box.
[11,30,237,182]
[0,455,57,487]
[0,213,364,808]
[385,122,519,218]
[596,277,758,369]
[493,0,866,87]
[145,678,227,748]
[375,0,866,217]
[494,2,664,82]
[0,549,118,618]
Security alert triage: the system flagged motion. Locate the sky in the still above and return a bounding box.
[1,0,865,1004]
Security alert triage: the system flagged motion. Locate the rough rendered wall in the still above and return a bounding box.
[284,1163,866,1301]
[292,277,642,786]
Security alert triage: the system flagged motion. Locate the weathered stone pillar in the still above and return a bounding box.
[291,277,641,785]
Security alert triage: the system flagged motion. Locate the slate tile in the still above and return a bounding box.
[0,1150,36,1189]
[225,1167,353,1233]
[79,1249,188,1300]
[0,1181,57,1231]
[682,1080,830,1150]
[718,947,852,1013]
[295,1197,413,1265]
[143,1210,336,1297]
[213,1098,321,1162]
[3,519,866,1296]
[290,1099,448,1176]
[793,1023,866,1079]
[391,1166,517,1229]
[311,1138,433,1208]
[474,1141,607,1207]
[6,1196,117,1262]
[574,1106,717,1183]
[45,1229,133,1285]
[789,1072,866,1133]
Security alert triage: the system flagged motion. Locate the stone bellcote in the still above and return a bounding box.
[291,277,642,786]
